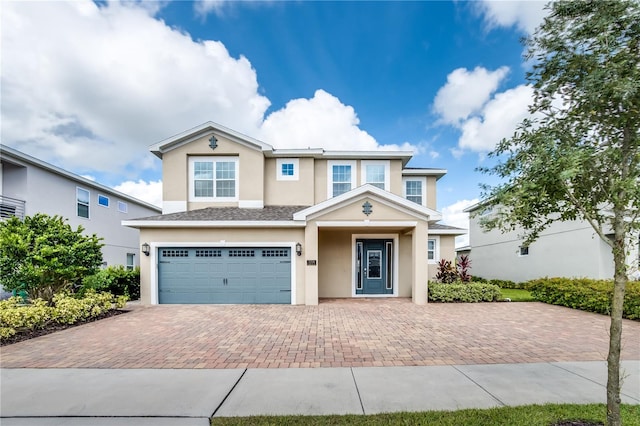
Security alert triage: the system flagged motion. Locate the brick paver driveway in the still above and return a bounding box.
[1,299,638,369]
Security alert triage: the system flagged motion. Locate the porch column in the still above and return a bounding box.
[412,221,428,305]
[304,222,319,305]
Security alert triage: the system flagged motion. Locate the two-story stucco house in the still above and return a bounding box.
[464,202,640,282]
[124,122,464,306]
[0,145,162,269]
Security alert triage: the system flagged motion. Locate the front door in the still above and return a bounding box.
[356,239,393,295]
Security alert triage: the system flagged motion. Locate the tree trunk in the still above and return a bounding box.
[606,212,627,426]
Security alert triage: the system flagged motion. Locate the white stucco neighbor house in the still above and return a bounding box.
[123,121,465,306]
[0,144,162,269]
[463,202,640,283]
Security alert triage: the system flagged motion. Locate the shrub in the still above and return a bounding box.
[528,278,640,320]
[81,266,140,300]
[435,259,458,283]
[428,282,502,303]
[457,255,472,282]
[488,279,523,289]
[0,290,127,340]
[471,276,488,283]
[0,214,103,301]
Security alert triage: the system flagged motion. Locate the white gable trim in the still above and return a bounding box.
[293,184,442,222]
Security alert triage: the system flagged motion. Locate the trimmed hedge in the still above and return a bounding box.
[0,291,128,340]
[81,266,140,300]
[528,278,640,320]
[428,282,502,303]
[471,276,525,289]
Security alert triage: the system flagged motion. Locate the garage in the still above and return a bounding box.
[158,247,292,304]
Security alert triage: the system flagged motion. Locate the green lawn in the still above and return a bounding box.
[211,404,640,425]
[500,288,536,302]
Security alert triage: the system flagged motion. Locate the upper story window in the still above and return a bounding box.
[361,160,390,190]
[76,187,89,218]
[189,156,239,202]
[328,160,357,198]
[118,201,128,213]
[403,177,426,206]
[276,158,299,181]
[98,195,109,208]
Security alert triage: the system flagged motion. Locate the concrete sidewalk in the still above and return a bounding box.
[1,361,639,425]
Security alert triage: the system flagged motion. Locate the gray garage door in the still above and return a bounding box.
[158,247,291,304]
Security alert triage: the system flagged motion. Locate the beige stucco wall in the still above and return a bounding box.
[310,196,422,223]
[314,160,328,204]
[161,134,265,207]
[138,227,305,305]
[264,157,315,206]
[426,234,458,279]
[426,177,437,210]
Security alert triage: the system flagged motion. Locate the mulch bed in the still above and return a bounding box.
[0,309,128,346]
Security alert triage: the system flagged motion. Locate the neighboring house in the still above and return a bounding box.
[464,202,640,282]
[123,122,465,305]
[0,145,162,270]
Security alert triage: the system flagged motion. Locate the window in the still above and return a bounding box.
[189,157,238,201]
[427,237,439,263]
[361,160,390,190]
[276,158,299,181]
[77,188,89,218]
[328,160,357,197]
[98,195,109,208]
[126,253,135,270]
[118,201,128,213]
[519,246,529,256]
[403,177,426,206]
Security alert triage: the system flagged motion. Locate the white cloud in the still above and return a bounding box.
[259,90,416,152]
[432,66,509,126]
[194,0,226,18]
[2,0,269,177]
[2,0,409,184]
[114,180,163,208]
[475,0,549,34]
[441,198,479,248]
[458,85,534,152]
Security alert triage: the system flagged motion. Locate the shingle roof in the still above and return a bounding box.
[132,206,310,222]
[429,223,466,231]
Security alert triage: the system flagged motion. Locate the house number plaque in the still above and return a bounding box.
[307,260,317,266]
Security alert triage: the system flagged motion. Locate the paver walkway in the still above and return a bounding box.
[1,299,639,369]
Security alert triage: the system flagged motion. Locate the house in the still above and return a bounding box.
[463,202,640,282]
[123,122,465,305]
[0,144,162,269]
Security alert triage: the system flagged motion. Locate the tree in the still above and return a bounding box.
[0,214,104,301]
[478,2,639,425]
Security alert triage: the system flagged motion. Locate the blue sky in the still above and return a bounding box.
[1,0,549,244]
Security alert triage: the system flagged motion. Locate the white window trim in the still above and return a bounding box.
[327,160,357,198]
[76,187,90,219]
[118,201,128,213]
[361,160,390,191]
[188,156,239,202]
[98,194,110,208]
[276,158,299,181]
[428,235,440,264]
[402,176,427,207]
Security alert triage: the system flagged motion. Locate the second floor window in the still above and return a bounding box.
[189,157,238,201]
[332,164,352,196]
[404,180,423,205]
[77,187,89,218]
[361,160,390,190]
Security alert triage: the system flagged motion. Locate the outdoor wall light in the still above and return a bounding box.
[295,242,302,256]
[141,242,150,257]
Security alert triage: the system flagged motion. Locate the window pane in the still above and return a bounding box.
[118,201,128,213]
[428,240,435,250]
[77,204,89,218]
[194,162,213,179]
[77,188,89,204]
[333,182,351,196]
[216,162,235,179]
[98,195,109,207]
[281,163,294,176]
[366,165,385,183]
[332,165,351,183]
[406,180,421,195]
[216,180,235,197]
[407,195,422,205]
[194,180,213,197]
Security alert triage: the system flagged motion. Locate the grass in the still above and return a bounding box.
[500,288,536,302]
[211,403,640,425]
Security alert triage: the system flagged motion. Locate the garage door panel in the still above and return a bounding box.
[158,247,291,304]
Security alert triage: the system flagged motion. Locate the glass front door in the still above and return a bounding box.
[356,239,393,295]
